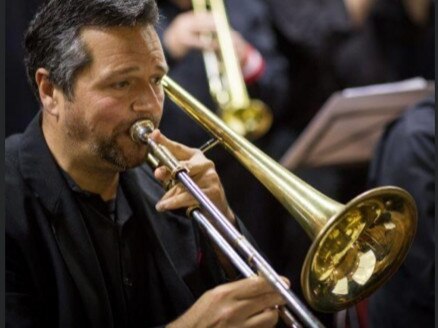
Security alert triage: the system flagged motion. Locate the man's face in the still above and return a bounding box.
[60,25,168,171]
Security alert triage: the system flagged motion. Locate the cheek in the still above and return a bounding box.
[91,96,128,122]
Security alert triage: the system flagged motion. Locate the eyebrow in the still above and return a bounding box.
[101,64,169,80]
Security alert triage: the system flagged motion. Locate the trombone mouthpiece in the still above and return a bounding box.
[130,120,155,143]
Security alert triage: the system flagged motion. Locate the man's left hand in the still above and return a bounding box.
[151,130,235,224]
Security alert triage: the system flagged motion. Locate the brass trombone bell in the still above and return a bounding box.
[160,75,418,312]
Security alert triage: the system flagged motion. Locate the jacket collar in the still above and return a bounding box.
[18,114,113,327]
[18,114,195,323]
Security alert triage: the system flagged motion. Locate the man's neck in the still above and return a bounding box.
[42,120,120,201]
[65,168,120,201]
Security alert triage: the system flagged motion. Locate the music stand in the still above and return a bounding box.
[280,78,435,170]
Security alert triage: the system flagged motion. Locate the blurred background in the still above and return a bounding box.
[6,0,435,327]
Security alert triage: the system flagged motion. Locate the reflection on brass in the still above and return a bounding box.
[191,0,272,139]
[161,75,418,312]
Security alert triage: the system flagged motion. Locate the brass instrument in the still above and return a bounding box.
[131,120,311,328]
[159,75,417,314]
[191,0,273,139]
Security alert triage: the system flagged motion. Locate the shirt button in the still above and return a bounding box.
[123,277,133,287]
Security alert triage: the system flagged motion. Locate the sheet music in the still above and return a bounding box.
[280,78,435,170]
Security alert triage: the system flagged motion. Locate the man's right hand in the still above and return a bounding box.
[167,277,288,328]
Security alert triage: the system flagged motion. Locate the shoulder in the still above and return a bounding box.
[399,97,435,137]
[386,97,435,157]
[371,97,435,183]
[5,133,22,165]
[5,133,24,185]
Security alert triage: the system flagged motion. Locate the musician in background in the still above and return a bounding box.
[5,0,287,326]
[266,0,434,131]
[156,0,292,158]
[367,96,435,328]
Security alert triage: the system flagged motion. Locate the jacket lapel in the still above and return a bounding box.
[18,115,113,327]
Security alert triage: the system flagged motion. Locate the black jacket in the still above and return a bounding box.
[367,96,435,328]
[5,114,242,327]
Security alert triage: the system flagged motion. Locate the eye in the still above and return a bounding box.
[112,80,131,90]
[151,76,163,86]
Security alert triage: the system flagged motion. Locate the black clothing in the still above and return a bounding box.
[268,0,435,129]
[157,0,292,158]
[64,174,166,328]
[367,96,435,328]
[5,114,252,327]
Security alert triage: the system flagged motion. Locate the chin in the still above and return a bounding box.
[99,137,149,171]
[122,145,149,169]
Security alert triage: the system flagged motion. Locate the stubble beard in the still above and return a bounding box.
[65,111,155,172]
[92,133,147,171]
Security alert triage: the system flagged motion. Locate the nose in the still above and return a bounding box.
[132,83,163,115]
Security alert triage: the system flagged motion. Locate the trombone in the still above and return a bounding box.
[191,0,273,139]
[131,75,417,327]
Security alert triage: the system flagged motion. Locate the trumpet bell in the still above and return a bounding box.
[220,99,273,139]
[302,187,417,312]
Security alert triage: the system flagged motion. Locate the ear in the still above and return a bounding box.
[35,68,61,117]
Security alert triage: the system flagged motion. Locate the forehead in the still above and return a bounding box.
[80,25,166,72]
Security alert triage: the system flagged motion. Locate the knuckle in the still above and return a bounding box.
[210,184,222,197]
[266,309,280,327]
[205,168,219,184]
[217,306,234,324]
[211,284,232,302]
[193,148,204,158]
[205,158,215,169]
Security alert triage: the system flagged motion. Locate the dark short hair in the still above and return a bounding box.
[24,0,159,101]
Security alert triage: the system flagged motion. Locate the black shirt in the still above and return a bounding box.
[62,171,227,327]
[62,172,173,327]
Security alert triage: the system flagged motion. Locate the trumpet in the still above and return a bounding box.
[191,0,273,139]
[131,75,417,327]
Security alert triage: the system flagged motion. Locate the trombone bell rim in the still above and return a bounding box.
[301,186,417,312]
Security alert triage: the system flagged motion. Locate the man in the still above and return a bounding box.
[5,0,286,327]
[367,96,435,328]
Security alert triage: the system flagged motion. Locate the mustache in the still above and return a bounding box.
[114,115,161,137]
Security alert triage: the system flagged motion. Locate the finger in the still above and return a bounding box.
[154,166,171,181]
[233,291,285,326]
[281,276,291,288]
[180,33,215,52]
[151,130,197,161]
[238,291,286,316]
[179,155,215,178]
[191,12,217,32]
[156,189,199,212]
[220,277,279,300]
[242,308,280,328]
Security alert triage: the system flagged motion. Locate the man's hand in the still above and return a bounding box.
[163,11,251,66]
[151,130,235,224]
[167,277,288,328]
